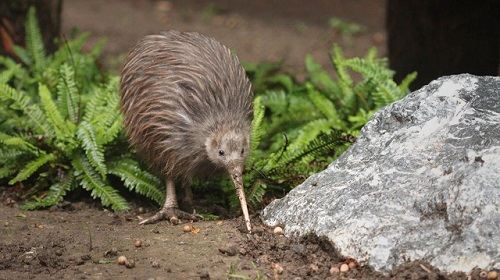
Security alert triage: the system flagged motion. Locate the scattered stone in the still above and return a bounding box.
[134,239,142,248]
[151,260,160,268]
[340,263,349,272]
[218,245,237,256]
[137,207,145,214]
[271,262,284,274]
[348,261,358,269]
[488,271,498,280]
[273,226,284,235]
[169,216,179,225]
[199,271,210,279]
[330,266,340,274]
[80,254,91,261]
[117,256,127,265]
[183,225,193,233]
[125,259,135,268]
[104,248,118,257]
[238,248,247,256]
[480,271,488,278]
[309,263,319,273]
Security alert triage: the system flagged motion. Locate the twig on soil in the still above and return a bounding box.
[419,264,432,274]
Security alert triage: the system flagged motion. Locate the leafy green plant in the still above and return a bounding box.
[328,17,364,37]
[1,7,415,213]
[0,7,162,211]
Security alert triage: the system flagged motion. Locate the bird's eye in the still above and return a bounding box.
[218,150,225,156]
[241,148,245,154]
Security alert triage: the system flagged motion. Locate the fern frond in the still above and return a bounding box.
[0,132,39,154]
[287,118,333,153]
[108,158,163,205]
[249,96,265,156]
[72,155,129,211]
[306,83,345,130]
[305,54,341,99]
[0,83,54,137]
[9,153,55,184]
[398,71,417,94]
[77,121,106,178]
[39,83,75,139]
[25,7,45,73]
[21,173,76,210]
[56,63,79,123]
[0,165,16,179]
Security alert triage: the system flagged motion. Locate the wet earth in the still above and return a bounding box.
[0,200,494,280]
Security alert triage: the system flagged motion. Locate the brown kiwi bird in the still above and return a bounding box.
[120,31,253,232]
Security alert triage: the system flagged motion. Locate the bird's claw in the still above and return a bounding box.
[138,207,201,225]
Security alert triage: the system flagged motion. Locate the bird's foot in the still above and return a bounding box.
[138,207,202,225]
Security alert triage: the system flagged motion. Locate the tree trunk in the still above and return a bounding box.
[0,0,63,58]
[387,0,500,89]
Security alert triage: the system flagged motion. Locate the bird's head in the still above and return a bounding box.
[205,128,250,179]
[205,127,252,232]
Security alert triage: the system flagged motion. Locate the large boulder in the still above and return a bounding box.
[262,74,500,272]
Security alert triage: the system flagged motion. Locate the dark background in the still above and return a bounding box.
[1,0,499,88]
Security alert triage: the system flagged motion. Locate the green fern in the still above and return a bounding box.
[108,158,164,205]
[72,155,129,211]
[25,7,45,74]
[9,153,55,185]
[77,121,107,178]
[21,173,75,210]
[56,63,79,123]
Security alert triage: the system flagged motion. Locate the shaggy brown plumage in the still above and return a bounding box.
[120,30,253,231]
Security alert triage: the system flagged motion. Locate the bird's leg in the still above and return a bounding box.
[139,177,200,225]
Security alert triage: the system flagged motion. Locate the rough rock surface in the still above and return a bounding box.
[262,74,500,272]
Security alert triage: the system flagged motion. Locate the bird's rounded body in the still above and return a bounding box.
[120,31,253,181]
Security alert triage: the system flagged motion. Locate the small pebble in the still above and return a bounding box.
[183,225,193,233]
[169,216,179,225]
[125,259,135,268]
[330,266,340,274]
[487,271,498,280]
[134,239,142,248]
[273,226,284,235]
[238,248,247,256]
[480,271,488,278]
[309,263,319,273]
[348,261,357,269]
[218,245,238,256]
[104,247,118,257]
[271,263,284,274]
[151,260,160,268]
[137,207,145,214]
[340,263,349,272]
[117,256,127,265]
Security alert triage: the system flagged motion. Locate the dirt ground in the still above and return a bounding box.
[0,201,493,280]
[0,1,496,279]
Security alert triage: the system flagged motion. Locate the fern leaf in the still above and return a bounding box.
[398,71,417,94]
[72,155,129,211]
[0,165,16,179]
[77,121,106,178]
[108,158,163,205]
[306,83,345,130]
[249,96,265,157]
[0,84,54,137]
[0,132,39,154]
[9,153,55,184]
[39,83,75,139]
[305,54,341,99]
[56,64,79,123]
[21,173,75,210]
[25,7,45,73]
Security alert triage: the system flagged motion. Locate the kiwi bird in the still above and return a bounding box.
[120,31,253,232]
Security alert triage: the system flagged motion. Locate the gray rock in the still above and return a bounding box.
[262,74,500,273]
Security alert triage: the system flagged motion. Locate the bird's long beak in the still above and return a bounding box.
[229,165,252,233]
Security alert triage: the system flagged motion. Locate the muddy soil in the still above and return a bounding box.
[0,201,494,280]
